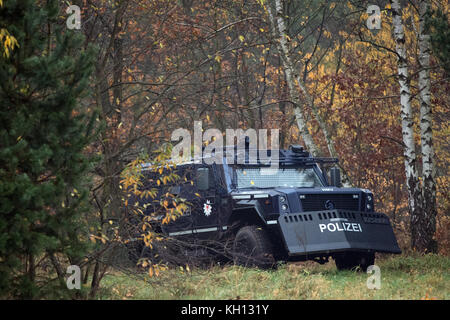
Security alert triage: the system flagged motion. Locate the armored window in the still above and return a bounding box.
[234,166,323,189]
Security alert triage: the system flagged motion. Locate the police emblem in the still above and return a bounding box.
[203,200,212,216]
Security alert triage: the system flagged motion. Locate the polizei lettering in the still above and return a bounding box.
[319,222,363,233]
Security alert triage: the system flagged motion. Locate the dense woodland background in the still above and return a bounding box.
[0,0,448,299]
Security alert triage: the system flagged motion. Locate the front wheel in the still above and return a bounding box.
[334,252,375,272]
[232,226,276,269]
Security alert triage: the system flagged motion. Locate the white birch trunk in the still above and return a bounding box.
[417,0,437,251]
[268,0,351,185]
[390,0,423,244]
[267,0,319,157]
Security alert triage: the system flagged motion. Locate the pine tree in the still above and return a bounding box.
[425,6,450,75]
[0,0,95,298]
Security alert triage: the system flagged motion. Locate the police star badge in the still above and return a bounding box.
[203,200,212,216]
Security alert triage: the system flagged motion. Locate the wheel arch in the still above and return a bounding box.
[227,207,266,232]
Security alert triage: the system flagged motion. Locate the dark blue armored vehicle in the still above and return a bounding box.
[129,145,401,270]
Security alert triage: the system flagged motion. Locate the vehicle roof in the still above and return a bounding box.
[141,146,338,170]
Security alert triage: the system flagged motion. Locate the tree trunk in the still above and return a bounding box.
[267,0,351,185]
[89,260,101,299]
[417,0,437,252]
[267,0,319,156]
[390,0,423,248]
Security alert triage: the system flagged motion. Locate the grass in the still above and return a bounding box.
[97,253,450,300]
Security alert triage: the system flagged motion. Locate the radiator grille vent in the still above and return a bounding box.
[300,194,360,211]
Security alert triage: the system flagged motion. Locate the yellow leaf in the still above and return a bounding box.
[239,35,245,42]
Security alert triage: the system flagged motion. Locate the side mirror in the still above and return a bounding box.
[330,167,341,187]
[197,167,211,191]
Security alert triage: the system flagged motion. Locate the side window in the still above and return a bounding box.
[196,166,215,191]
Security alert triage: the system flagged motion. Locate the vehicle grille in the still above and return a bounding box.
[300,194,360,211]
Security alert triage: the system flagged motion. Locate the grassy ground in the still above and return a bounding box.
[97,253,449,300]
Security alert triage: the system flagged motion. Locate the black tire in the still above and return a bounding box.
[334,252,375,272]
[232,225,276,269]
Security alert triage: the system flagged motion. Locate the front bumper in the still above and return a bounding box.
[278,210,401,256]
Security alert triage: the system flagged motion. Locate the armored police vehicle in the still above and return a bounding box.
[128,144,401,270]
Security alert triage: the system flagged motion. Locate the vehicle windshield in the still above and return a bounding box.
[233,166,323,189]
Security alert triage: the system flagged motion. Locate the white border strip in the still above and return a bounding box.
[193,227,218,234]
[168,230,193,236]
[169,227,218,236]
[253,194,269,199]
[232,195,251,200]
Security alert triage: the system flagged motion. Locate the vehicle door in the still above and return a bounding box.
[158,165,194,237]
[191,164,220,239]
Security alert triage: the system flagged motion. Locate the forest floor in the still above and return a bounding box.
[97,253,449,300]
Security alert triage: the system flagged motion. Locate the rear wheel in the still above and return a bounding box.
[232,225,276,269]
[334,252,375,272]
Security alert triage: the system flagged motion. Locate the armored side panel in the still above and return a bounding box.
[278,210,401,256]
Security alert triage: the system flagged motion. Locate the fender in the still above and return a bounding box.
[228,202,266,227]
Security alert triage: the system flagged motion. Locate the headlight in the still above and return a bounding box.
[280,196,286,203]
[364,191,374,212]
[281,204,288,211]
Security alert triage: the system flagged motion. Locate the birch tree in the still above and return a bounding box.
[266,0,319,157]
[390,0,437,252]
[416,0,437,252]
[265,0,351,185]
[390,0,421,216]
